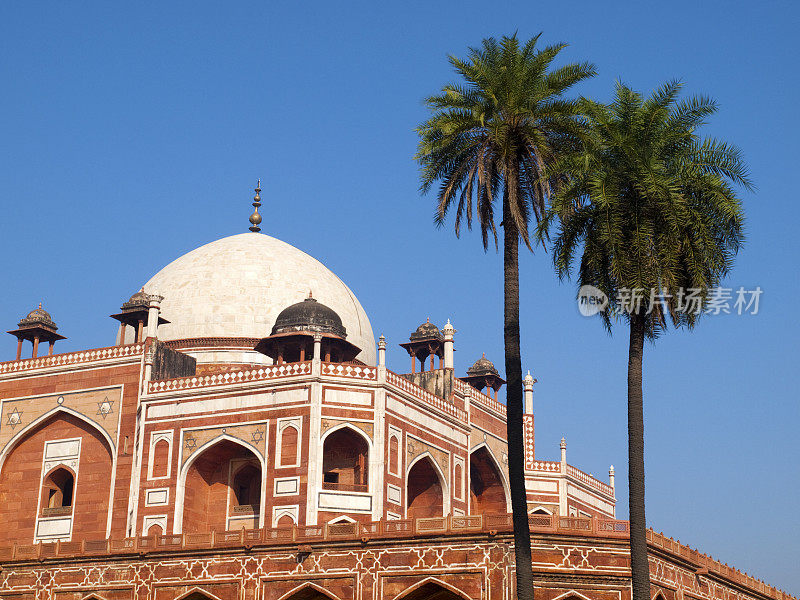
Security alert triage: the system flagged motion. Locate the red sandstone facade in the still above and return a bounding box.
[0,231,791,600]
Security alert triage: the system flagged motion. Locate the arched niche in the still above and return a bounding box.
[469,445,509,514]
[407,455,444,519]
[180,437,263,533]
[0,410,113,544]
[321,426,369,492]
[277,583,340,600]
[40,466,75,513]
[394,579,471,600]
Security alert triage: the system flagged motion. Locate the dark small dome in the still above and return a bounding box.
[121,288,156,310]
[18,304,57,330]
[271,297,347,338]
[409,318,443,342]
[467,354,499,377]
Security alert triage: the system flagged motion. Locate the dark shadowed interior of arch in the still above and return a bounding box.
[322,428,368,492]
[180,592,222,600]
[41,467,74,511]
[396,581,469,600]
[469,447,507,515]
[182,439,262,533]
[280,585,339,600]
[407,457,443,519]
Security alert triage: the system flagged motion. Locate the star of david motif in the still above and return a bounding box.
[184,436,197,450]
[251,428,264,443]
[96,397,114,419]
[6,407,23,429]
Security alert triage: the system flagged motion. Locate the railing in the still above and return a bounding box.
[0,343,144,375]
[321,482,369,493]
[458,380,508,417]
[320,362,377,380]
[566,464,614,496]
[40,507,73,517]
[386,371,467,421]
[0,515,790,600]
[529,460,560,473]
[148,361,312,393]
[0,514,630,562]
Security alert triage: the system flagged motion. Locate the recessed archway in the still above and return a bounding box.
[321,426,370,492]
[394,579,470,600]
[469,445,509,514]
[277,583,340,600]
[180,437,264,533]
[0,410,114,544]
[407,455,445,519]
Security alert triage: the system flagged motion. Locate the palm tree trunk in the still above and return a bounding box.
[628,311,649,600]
[503,172,535,600]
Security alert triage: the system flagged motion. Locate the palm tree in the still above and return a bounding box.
[416,34,595,600]
[540,81,750,600]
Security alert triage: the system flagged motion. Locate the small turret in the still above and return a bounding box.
[399,318,444,373]
[8,303,66,359]
[461,354,506,400]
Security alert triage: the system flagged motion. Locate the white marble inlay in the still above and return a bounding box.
[145,488,169,506]
[275,477,299,496]
[36,517,72,538]
[44,439,80,460]
[318,491,372,513]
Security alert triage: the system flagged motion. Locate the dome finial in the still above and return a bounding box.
[249,179,263,233]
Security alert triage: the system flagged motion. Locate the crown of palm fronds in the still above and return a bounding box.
[416,34,596,250]
[540,80,751,337]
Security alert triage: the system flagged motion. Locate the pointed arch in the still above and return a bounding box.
[551,591,595,600]
[277,582,340,600]
[393,577,471,600]
[174,433,266,533]
[40,465,75,512]
[530,506,552,515]
[0,407,116,542]
[0,406,115,473]
[80,594,109,600]
[319,423,374,452]
[328,515,356,524]
[320,423,372,493]
[469,442,510,513]
[406,452,448,519]
[173,588,225,600]
[279,424,299,467]
[652,592,668,600]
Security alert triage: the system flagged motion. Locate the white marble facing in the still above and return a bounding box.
[142,233,375,365]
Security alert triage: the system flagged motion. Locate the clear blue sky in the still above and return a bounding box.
[1,1,797,593]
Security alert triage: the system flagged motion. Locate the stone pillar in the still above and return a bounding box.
[442,319,455,370]
[116,323,126,346]
[609,465,615,490]
[32,335,39,359]
[378,335,386,368]
[48,340,55,356]
[312,333,322,377]
[15,338,22,360]
[560,437,567,474]
[523,371,535,414]
[146,296,162,339]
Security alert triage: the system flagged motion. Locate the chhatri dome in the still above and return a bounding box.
[139,184,375,365]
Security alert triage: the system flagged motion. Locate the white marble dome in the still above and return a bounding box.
[142,232,376,365]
